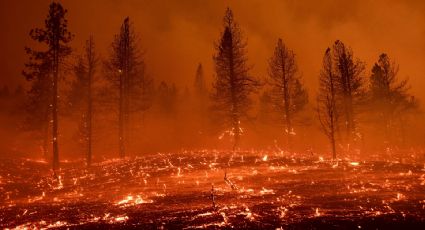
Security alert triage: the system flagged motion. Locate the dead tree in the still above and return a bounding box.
[212,8,257,150]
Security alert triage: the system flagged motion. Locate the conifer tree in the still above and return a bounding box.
[69,37,97,166]
[267,38,308,147]
[105,17,151,157]
[317,48,339,159]
[193,63,208,132]
[332,40,365,147]
[369,53,417,148]
[24,2,73,169]
[211,8,257,150]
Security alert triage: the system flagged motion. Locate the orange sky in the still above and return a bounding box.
[0,0,424,100]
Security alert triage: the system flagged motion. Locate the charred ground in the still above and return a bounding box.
[1,151,425,229]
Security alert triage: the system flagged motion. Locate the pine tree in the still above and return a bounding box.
[193,63,208,132]
[68,37,97,166]
[157,81,178,116]
[24,2,73,169]
[267,38,308,148]
[105,17,150,158]
[369,53,417,148]
[22,50,52,160]
[194,63,207,100]
[317,48,339,159]
[211,8,257,150]
[332,40,365,148]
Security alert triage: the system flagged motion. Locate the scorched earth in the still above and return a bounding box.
[1,150,425,229]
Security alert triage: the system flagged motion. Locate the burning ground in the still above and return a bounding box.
[1,151,425,229]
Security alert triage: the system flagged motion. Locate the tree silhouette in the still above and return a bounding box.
[157,81,178,116]
[105,17,149,158]
[193,63,208,133]
[317,48,339,159]
[22,50,52,160]
[368,53,417,148]
[211,8,257,150]
[24,2,73,169]
[194,63,207,100]
[332,40,365,148]
[267,38,308,148]
[68,37,97,166]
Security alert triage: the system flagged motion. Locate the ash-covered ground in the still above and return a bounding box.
[1,150,425,229]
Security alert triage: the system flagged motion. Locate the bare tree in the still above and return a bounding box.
[267,38,308,148]
[317,48,339,159]
[332,40,365,148]
[24,2,73,169]
[211,8,257,150]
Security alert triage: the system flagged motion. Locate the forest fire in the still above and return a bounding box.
[0,0,425,229]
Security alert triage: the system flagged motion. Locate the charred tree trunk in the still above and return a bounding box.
[228,36,240,151]
[86,37,95,166]
[52,32,60,170]
[119,69,125,158]
[279,50,292,149]
[42,101,50,160]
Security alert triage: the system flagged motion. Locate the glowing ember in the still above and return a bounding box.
[116,195,153,206]
[260,187,275,195]
[315,208,321,217]
[112,215,129,223]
